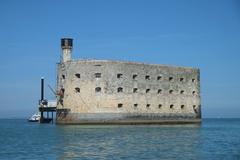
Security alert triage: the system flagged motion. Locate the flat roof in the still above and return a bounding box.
[58,59,199,71]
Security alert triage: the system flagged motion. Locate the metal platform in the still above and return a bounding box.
[39,106,56,123]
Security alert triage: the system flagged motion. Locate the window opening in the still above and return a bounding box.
[75,74,80,78]
[118,103,123,108]
[95,87,101,93]
[75,87,80,93]
[133,74,138,80]
[193,105,198,114]
[95,73,101,78]
[157,76,162,80]
[145,75,150,80]
[133,88,138,93]
[146,89,150,93]
[117,87,123,92]
[117,73,123,78]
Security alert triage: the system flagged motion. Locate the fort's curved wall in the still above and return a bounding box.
[56,60,201,124]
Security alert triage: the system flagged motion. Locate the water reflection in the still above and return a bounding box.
[55,124,201,159]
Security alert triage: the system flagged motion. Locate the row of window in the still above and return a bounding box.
[74,87,197,95]
[64,73,196,83]
[117,104,198,109]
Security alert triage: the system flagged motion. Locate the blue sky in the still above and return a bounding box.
[0,0,240,118]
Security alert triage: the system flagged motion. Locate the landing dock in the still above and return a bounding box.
[39,105,56,123]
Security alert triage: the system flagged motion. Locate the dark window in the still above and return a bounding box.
[118,103,123,108]
[95,87,101,93]
[133,74,138,80]
[117,87,123,92]
[170,104,174,109]
[157,76,162,80]
[62,75,65,79]
[181,105,185,109]
[61,88,65,94]
[117,73,123,78]
[192,79,195,82]
[133,88,138,93]
[180,90,184,94]
[134,104,138,107]
[145,75,150,80]
[158,89,162,94]
[193,105,198,114]
[192,91,196,95]
[146,104,150,108]
[75,73,80,78]
[180,78,184,82]
[169,77,173,81]
[158,104,162,108]
[146,89,150,93]
[95,73,101,78]
[75,87,80,93]
[169,90,173,94]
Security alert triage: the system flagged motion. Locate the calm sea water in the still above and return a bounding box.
[0,119,239,160]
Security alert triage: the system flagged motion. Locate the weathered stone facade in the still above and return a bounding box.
[56,39,201,124]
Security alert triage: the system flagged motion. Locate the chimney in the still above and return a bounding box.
[41,77,44,101]
[61,38,73,62]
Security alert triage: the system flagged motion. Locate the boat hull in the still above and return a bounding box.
[28,119,39,122]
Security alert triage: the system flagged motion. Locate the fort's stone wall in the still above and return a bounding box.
[56,59,201,124]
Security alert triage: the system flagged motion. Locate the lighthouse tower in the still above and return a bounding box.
[61,38,73,62]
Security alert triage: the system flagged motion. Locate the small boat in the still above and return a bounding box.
[28,112,41,122]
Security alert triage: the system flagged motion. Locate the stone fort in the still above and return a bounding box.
[56,38,201,124]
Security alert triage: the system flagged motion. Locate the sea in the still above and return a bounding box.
[0,119,239,160]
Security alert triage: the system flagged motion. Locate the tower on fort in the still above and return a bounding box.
[61,38,73,63]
